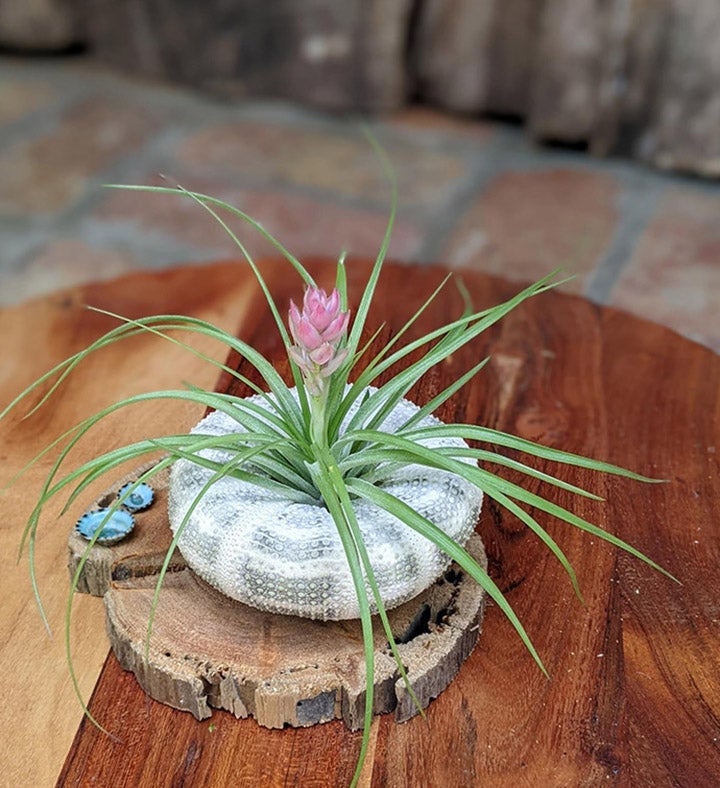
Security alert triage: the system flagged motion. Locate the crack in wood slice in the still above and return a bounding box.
[69,464,487,729]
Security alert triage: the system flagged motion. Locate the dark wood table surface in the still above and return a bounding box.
[1,259,718,787]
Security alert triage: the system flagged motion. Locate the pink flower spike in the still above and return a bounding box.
[303,287,325,317]
[320,348,349,377]
[295,316,324,350]
[325,288,340,315]
[309,343,334,365]
[304,286,341,333]
[303,286,324,311]
[287,284,350,396]
[322,312,349,344]
[306,304,332,332]
[287,345,309,370]
[288,300,303,344]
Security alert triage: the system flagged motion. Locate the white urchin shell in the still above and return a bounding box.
[167,390,483,620]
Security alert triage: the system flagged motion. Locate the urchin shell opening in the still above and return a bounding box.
[167,389,483,620]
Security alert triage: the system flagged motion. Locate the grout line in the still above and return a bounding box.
[410,135,512,265]
[583,180,665,304]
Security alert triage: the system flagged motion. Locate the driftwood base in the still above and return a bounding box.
[69,466,487,730]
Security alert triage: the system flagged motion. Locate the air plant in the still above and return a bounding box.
[1,143,674,787]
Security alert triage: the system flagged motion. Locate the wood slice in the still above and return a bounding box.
[69,464,487,730]
[106,534,486,730]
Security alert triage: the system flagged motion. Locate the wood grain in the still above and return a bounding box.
[1,259,718,786]
[0,263,260,788]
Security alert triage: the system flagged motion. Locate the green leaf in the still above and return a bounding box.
[155,440,318,504]
[340,445,603,502]
[395,357,490,432]
[341,429,677,583]
[319,448,425,719]
[399,423,665,483]
[346,476,548,676]
[17,386,305,627]
[0,320,174,423]
[335,251,348,312]
[84,311,305,436]
[163,185,311,421]
[343,129,397,368]
[306,459,376,788]
[339,445,582,600]
[104,185,315,285]
[328,272,454,442]
[335,272,564,439]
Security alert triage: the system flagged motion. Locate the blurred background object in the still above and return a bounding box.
[0,0,77,51]
[2,0,719,176]
[0,0,718,354]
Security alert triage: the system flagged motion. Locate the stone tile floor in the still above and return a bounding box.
[1,54,718,353]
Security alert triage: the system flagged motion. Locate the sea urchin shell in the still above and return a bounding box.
[168,390,483,621]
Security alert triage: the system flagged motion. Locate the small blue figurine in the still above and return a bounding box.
[117,482,155,512]
[75,508,135,545]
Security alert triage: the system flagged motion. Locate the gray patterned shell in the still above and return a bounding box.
[168,391,483,620]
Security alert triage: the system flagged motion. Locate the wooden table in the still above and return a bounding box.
[1,259,718,787]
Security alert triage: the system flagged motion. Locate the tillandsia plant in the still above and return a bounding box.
[2,145,675,787]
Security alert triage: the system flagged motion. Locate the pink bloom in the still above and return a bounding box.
[288,286,350,395]
[304,287,340,332]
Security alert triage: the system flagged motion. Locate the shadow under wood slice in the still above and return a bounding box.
[104,533,487,731]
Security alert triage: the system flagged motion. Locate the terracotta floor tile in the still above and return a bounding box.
[97,176,423,263]
[0,55,718,355]
[176,122,469,208]
[0,97,163,216]
[612,188,720,352]
[441,169,620,292]
[0,80,54,125]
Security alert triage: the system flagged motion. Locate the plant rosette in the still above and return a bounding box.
[168,385,483,620]
[3,149,676,788]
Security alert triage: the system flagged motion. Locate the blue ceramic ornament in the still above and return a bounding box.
[75,508,135,545]
[117,482,155,512]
